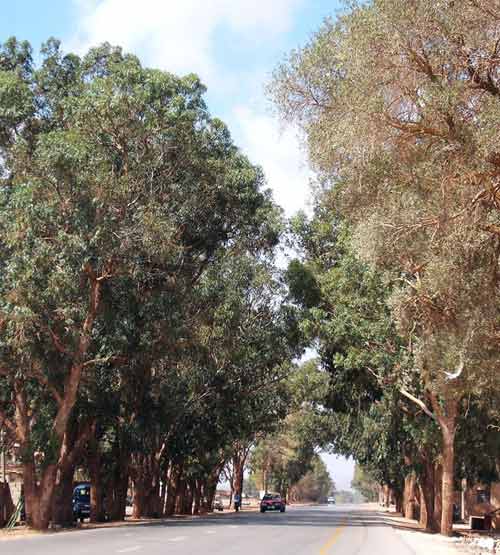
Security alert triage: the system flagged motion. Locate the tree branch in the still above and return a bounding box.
[399,388,437,422]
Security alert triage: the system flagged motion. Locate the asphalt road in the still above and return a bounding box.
[0,504,423,555]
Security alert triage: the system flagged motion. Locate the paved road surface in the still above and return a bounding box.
[0,505,430,555]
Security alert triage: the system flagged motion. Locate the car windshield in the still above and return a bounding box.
[263,494,280,500]
[75,487,90,500]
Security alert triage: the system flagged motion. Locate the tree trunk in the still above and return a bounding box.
[107,461,129,521]
[206,481,217,512]
[24,462,57,530]
[394,489,403,514]
[132,474,146,519]
[419,459,439,532]
[52,465,75,527]
[89,447,105,523]
[159,465,169,517]
[433,464,443,531]
[192,480,202,515]
[404,474,417,520]
[165,464,182,517]
[384,485,390,507]
[182,483,193,515]
[440,421,456,536]
[175,478,186,514]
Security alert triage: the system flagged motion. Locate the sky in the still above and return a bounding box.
[2,0,354,490]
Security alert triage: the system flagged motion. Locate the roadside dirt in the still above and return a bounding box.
[0,505,259,541]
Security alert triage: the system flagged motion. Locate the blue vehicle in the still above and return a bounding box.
[73,483,91,522]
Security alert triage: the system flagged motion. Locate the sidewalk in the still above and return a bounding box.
[376,507,464,555]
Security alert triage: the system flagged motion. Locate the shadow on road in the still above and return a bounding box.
[68,506,426,535]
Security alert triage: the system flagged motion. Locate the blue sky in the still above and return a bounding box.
[2,0,345,216]
[2,0,354,490]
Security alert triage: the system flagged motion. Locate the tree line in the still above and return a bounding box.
[270,0,500,536]
[0,37,313,530]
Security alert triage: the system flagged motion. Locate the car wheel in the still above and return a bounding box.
[260,508,265,513]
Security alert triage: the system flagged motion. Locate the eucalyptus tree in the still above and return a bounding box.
[270,0,500,534]
[0,37,278,529]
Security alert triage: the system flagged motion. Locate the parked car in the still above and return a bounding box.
[327,496,336,505]
[73,483,91,522]
[213,496,224,512]
[260,493,285,513]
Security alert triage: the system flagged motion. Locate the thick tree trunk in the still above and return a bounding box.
[24,462,58,530]
[159,464,169,518]
[404,474,417,520]
[433,464,443,531]
[52,465,75,527]
[181,483,193,515]
[200,480,211,513]
[394,489,403,514]
[384,485,391,507]
[107,461,129,522]
[192,480,202,515]
[165,464,182,517]
[419,460,439,532]
[440,422,456,536]
[132,472,147,519]
[175,478,185,514]
[232,459,244,500]
[89,447,105,523]
[206,481,217,511]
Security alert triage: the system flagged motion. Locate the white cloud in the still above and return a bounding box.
[233,105,312,216]
[70,0,312,217]
[71,0,303,87]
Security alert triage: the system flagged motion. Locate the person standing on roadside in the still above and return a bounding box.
[234,492,241,512]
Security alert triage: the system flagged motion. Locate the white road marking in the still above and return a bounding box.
[169,536,187,542]
[205,530,216,534]
[229,525,239,529]
[116,547,142,553]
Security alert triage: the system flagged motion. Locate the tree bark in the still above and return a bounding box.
[175,478,186,514]
[419,459,439,532]
[394,488,403,514]
[23,462,58,530]
[106,457,129,522]
[404,474,417,520]
[165,463,182,517]
[440,421,456,536]
[192,480,202,515]
[52,465,75,527]
[89,445,105,523]
[429,391,458,536]
[433,463,443,531]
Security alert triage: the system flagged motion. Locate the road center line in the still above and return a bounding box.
[116,546,142,553]
[319,525,344,555]
[169,536,187,542]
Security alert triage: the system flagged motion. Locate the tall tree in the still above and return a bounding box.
[270,0,500,535]
[0,38,278,529]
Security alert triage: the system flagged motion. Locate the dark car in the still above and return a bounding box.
[260,493,285,513]
[73,483,91,522]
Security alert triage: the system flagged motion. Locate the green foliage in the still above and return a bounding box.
[292,455,333,503]
[0,37,298,517]
[270,0,500,533]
